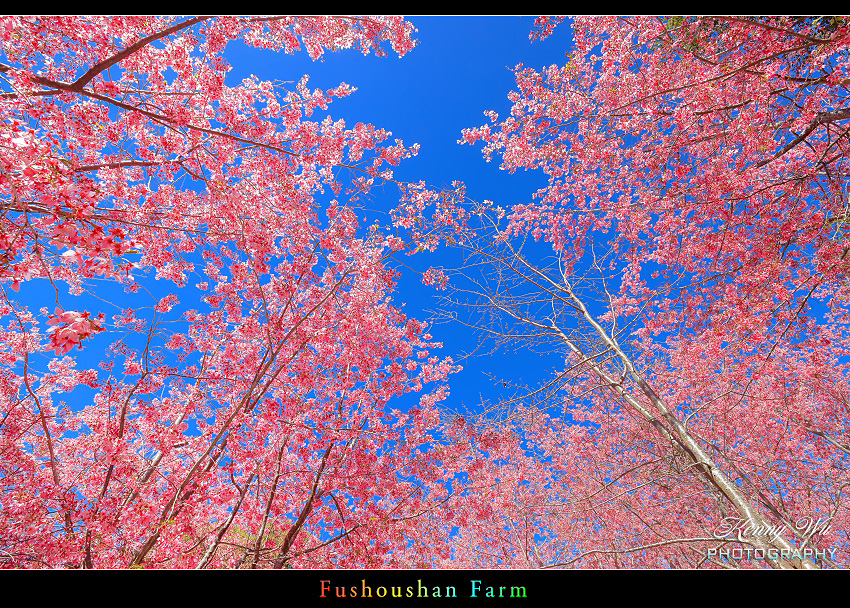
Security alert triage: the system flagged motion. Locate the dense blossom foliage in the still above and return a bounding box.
[454,16,850,568]
[4,14,850,571]
[0,16,471,569]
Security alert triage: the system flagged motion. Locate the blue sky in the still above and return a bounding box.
[9,17,580,421]
[221,16,579,413]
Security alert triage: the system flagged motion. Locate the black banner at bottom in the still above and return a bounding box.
[5,567,837,604]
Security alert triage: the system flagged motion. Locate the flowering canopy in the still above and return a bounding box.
[2,15,849,570]
[455,16,850,568]
[0,16,468,569]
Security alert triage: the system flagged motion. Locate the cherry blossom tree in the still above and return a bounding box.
[0,16,467,569]
[452,16,850,568]
[5,14,850,572]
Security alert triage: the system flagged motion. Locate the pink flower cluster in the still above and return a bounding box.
[422,266,448,290]
[46,308,101,355]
